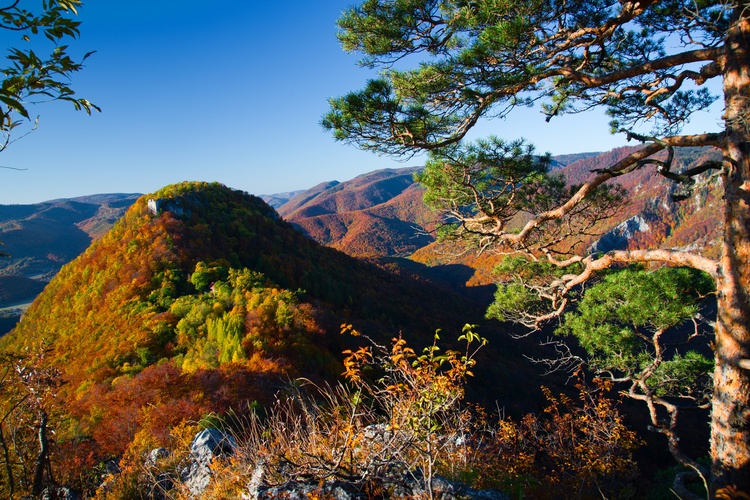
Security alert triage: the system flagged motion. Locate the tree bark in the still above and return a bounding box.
[31,410,48,496]
[711,4,750,492]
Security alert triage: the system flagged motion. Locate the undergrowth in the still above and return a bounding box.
[101,325,642,499]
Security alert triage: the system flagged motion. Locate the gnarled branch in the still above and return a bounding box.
[503,133,724,246]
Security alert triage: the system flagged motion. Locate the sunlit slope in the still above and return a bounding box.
[279,167,435,257]
[3,182,495,394]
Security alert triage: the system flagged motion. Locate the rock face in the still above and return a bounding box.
[180,428,237,498]
[38,486,80,500]
[589,215,651,254]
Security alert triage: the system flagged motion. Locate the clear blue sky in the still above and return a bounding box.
[0,1,724,205]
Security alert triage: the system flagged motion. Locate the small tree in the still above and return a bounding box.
[551,266,715,496]
[0,345,62,498]
[0,0,97,256]
[324,0,750,491]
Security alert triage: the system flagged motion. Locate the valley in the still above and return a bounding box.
[0,145,723,498]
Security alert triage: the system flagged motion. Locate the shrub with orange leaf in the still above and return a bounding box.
[449,374,642,499]
[117,329,644,499]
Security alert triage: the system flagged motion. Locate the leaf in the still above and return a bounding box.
[0,94,29,119]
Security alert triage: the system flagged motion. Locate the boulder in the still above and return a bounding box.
[180,428,237,498]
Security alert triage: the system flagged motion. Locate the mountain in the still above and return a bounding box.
[0,193,139,284]
[260,189,306,209]
[0,193,140,336]
[549,151,602,169]
[409,146,723,290]
[0,182,540,490]
[560,145,723,257]
[278,168,434,257]
[0,145,722,327]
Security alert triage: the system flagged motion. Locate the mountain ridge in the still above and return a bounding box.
[0,181,540,487]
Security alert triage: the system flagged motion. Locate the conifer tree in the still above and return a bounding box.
[324,0,750,492]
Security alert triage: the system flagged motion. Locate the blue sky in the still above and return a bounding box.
[0,1,724,205]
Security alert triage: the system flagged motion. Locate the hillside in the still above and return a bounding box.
[0,193,139,290]
[0,182,541,493]
[278,168,435,257]
[560,145,723,257]
[411,146,723,289]
[0,194,140,336]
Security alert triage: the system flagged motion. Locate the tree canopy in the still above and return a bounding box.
[0,0,98,154]
[325,0,750,493]
[324,0,724,155]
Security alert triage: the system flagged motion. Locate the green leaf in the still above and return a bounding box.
[0,94,29,119]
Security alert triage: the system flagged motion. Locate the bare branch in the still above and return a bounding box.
[563,249,719,290]
[524,337,584,376]
[552,48,722,88]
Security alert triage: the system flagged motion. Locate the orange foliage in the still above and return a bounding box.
[461,376,642,499]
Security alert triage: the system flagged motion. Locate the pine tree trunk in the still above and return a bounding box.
[711,5,750,492]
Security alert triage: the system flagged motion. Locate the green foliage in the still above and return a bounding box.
[189,261,229,292]
[416,137,556,241]
[325,1,724,153]
[0,0,98,150]
[184,313,246,370]
[418,138,550,212]
[557,266,715,400]
[647,351,714,398]
[486,255,583,323]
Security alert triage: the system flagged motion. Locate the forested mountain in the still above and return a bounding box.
[278,167,434,257]
[277,147,722,292]
[0,193,139,297]
[0,181,541,493]
[0,145,721,330]
[562,145,723,258]
[414,146,722,285]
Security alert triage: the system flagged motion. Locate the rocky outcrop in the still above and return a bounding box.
[245,471,510,499]
[99,427,510,499]
[179,428,237,498]
[589,215,651,254]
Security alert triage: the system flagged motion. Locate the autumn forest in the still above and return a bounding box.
[2,0,750,499]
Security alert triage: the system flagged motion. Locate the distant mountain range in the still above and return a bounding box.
[277,167,434,258]
[274,145,721,287]
[0,145,722,329]
[0,193,140,310]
